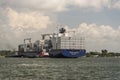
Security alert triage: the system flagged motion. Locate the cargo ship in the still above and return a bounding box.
[17,28,86,58]
[42,28,86,58]
[18,38,49,58]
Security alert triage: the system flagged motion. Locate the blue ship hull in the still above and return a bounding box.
[49,49,86,58]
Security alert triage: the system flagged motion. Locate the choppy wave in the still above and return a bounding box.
[0,57,120,80]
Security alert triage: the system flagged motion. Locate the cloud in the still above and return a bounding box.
[69,0,120,10]
[1,0,67,12]
[70,0,111,10]
[1,0,120,12]
[1,12,120,52]
[6,7,52,30]
[0,0,111,12]
[72,23,120,52]
[0,0,120,52]
[0,7,53,50]
[112,1,120,9]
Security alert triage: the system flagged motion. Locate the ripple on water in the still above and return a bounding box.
[0,57,120,80]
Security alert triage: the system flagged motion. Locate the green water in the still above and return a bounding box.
[0,57,120,80]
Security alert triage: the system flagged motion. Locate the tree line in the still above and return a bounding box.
[0,50,16,56]
[0,49,120,57]
[86,49,120,57]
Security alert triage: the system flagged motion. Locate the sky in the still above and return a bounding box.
[0,0,120,52]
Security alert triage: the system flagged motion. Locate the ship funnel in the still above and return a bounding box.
[59,28,66,34]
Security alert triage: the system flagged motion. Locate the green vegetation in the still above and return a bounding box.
[86,49,120,57]
[0,49,120,57]
[0,50,16,57]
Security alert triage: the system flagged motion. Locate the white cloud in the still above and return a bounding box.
[1,0,120,12]
[1,15,120,52]
[0,7,54,50]
[50,23,120,52]
[70,0,111,10]
[70,0,120,10]
[72,23,120,52]
[0,0,111,12]
[112,1,120,9]
[6,7,52,30]
[0,0,120,51]
[3,0,67,12]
